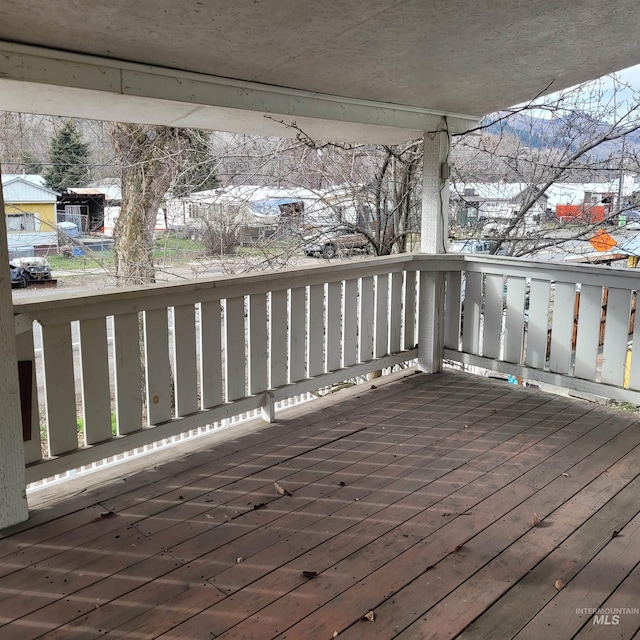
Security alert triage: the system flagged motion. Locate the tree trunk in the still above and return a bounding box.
[108,123,186,286]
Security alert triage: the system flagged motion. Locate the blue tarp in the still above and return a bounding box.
[249,198,303,217]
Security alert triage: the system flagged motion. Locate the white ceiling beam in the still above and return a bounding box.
[0,41,477,144]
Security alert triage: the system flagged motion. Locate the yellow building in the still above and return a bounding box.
[2,175,59,232]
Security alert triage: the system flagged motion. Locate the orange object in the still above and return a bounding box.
[589,229,617,252]
[556,204,606,223]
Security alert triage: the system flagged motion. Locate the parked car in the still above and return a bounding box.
[624,211,640,230]
[9,256,54,286]
[303,227,372,258]
[449,239,494,254]
[9,261,27,288]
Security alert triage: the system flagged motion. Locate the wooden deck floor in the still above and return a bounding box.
[2,370,640,639]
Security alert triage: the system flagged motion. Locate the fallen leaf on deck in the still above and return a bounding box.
[302,570,318,578]
[333,632,339,638]
[253,503,266,510]
[561,472,569,477]
[362,611,375,622]
[339,481,347,487]
[92,511,115,522]
[236,557,243,563]
[612,530,619,539]
[533,512,541,527]
[554,579,565,591]
[274,481,292,496]
[453,543,464,552]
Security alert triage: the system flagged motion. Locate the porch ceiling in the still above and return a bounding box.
[1,1,639,142]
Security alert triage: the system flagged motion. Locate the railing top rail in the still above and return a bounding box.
[17,250,640,326]
[14,253,444,324]
[460,254,640,289]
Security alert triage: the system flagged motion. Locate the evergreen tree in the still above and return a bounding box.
[20,151,43,175]
[44,120,90,191]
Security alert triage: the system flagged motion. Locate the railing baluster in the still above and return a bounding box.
[482,274,503,359]
[289,287,306,383]
[574,284,602,381]
[224,296,246,401]
[269,290,288,389]
[79,317,113,442]
[41,322,78,455]
[375,274,389,358]
[113,312,143,435]
[199,300,222,409]
[144,309,171,425]
[627,293,640,390]
[601,288,632,387]
[16,325,41,464]
[249,293,268,395]
[308,284,325,376]
[326,282,342,372]
[389,271,403,353]
[525,279,550,369]
[549,282,577,375]
[172,304,199,417]
[444,271,461,350]
[404,270,418,350]
[462,271,482,355]
[359,276,374,361]
[504,276,526,364]
[343,279,359,366]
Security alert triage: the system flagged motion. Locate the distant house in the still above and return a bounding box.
[165,184,375,240]
[451,183,547,233]
[2,175,60,253]
[2,175,59,233]
[57,188,107,232]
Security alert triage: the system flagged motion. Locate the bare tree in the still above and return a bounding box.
[108,123,196,285]
[451,75,640,257]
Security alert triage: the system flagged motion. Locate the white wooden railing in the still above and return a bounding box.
[443,255,640,404]
[14,256,422,484]
[15,252,640,486]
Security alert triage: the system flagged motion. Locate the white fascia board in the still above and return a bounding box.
[0,41,477,143]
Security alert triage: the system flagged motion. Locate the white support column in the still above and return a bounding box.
[0,166,29,527]
[418,127,450,373]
